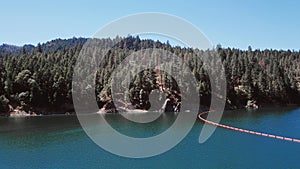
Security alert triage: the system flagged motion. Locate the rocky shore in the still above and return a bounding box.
[2,105,37,117]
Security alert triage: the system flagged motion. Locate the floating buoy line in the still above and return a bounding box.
[198,111,300,143]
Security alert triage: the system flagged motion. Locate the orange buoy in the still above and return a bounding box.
[198,111,300,143]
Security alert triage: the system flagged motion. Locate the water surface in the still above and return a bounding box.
[0,107,300,169]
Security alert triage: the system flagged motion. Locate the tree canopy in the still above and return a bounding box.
[0,37,299,115]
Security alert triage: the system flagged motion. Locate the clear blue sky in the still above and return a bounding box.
[1,0,300,50]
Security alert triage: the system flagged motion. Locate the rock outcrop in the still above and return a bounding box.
[9,106,37,117]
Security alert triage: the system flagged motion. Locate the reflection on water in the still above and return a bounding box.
[0,107,300,169]
[104,112,178,138]
[0,116,82,149]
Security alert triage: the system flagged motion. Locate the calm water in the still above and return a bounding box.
[0,107,300,169]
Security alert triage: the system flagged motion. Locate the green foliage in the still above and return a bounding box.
[0,95,9,114]
[0,37,299,114]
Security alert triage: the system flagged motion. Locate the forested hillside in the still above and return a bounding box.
[0,37,299,115]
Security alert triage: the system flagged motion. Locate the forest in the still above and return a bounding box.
[0,36,300,115]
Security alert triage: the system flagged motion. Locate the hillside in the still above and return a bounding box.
[0,37,299,115]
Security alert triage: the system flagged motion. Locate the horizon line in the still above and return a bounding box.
[1,36,300,52]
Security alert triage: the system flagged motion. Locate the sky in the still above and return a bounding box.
[1,0,300,50]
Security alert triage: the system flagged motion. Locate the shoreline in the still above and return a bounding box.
[2,104,300,118]
[0,113,77,118]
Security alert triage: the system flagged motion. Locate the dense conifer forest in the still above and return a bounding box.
[0,36,299,115]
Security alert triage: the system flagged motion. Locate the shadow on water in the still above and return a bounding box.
[0,115,84,149]
[103,112,178,138]
[0,115,81,134]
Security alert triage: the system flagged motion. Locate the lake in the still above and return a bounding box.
[0,107,300,169]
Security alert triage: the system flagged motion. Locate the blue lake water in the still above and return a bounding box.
[0,107,300,169]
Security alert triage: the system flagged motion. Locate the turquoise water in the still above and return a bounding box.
[0,107,300,169]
